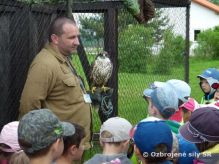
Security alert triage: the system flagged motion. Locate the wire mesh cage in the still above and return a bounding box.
[0,0,190,158]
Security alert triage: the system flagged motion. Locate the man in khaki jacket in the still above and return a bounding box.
[19,17,92,150]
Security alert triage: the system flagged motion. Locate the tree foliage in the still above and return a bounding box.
[152,30,184,74]
[78,14,104,49]
[118,25,154,73]
[209,0,219,5]
[194,26,219,59]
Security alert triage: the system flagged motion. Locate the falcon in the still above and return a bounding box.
[90,51,113,92]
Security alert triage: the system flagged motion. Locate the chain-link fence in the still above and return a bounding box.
[0,0,190,157]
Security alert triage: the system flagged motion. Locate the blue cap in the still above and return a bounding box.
[151,83,178,119]
[143,81,165,98]
[134,121,173,155]
[197,68,219,80]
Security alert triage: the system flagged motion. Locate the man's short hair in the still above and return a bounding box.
[48,16,76,42]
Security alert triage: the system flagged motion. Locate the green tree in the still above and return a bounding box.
[194,26,219,59]
[118,25,154,73]
[209,0,219,5]
[78,14,104,49]
[146,9,173,43]
[153,30,184,74]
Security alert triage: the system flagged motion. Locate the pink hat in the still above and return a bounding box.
[180,98,199,112]
[0,121,21,152]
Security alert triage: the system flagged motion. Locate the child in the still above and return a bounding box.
[166,79,191,123]
[56,122,85,164]
[179,106,219,163]
[197,68,219,104]
[133,119,173,164]
[0,121,22,163]
[9,151,29,164]
[142,83,199,164]
[144,79,191,123]
[18,108,75,164]
[85,117,132,164]
[179,98,199,123]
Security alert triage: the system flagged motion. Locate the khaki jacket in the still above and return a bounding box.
[19,44,91,149]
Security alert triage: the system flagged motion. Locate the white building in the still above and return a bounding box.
[190,0,219,42]
[162,0,219,54]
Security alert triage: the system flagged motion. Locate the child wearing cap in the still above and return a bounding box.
[133,119,173,164]
[180,98,199,123]
[18,108,75,164]
[9,151,29,164]
[144,79,191,123]
[142,83,199,164]
[85,117,132,164]
[166,79,191,123]
[0,121,24,164]
[197,68,219,104]
[179,107,219,163]
[56,122,85,164]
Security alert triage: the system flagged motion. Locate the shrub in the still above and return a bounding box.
[194,26,219,59]
[118,25,154,73]
[153,30,184,74]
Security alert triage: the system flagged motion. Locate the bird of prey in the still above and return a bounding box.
[90,51,113,92]
[123,0,155,24]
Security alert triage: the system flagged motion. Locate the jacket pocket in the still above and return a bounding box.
[63,77,77,87]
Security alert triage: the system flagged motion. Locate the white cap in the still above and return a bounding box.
[100,117,132,142]
[166,79,191,103]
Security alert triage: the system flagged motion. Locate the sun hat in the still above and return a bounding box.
[179,107,219,143]
[0,121,21,152]
[18,109,75,154]
[100,117,132,142]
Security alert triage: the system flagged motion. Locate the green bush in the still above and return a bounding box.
[118,25,154,73]
[194,26,219,59]
[153,30,184,74]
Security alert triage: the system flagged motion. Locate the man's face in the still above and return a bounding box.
[56,23,80,56]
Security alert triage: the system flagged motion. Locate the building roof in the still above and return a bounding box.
[193,0,219,13]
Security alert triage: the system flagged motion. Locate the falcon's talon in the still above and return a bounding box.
[91,87,97,93]
[101,86,110,92]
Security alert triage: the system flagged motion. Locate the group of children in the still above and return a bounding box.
[0,109,85,164]
[1,67,219,164]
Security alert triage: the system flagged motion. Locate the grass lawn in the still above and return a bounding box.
[118,57,219,125]
[72,55,219,130]
[73,56,219,159]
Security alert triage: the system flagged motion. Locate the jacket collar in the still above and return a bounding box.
[45,43,67,63]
